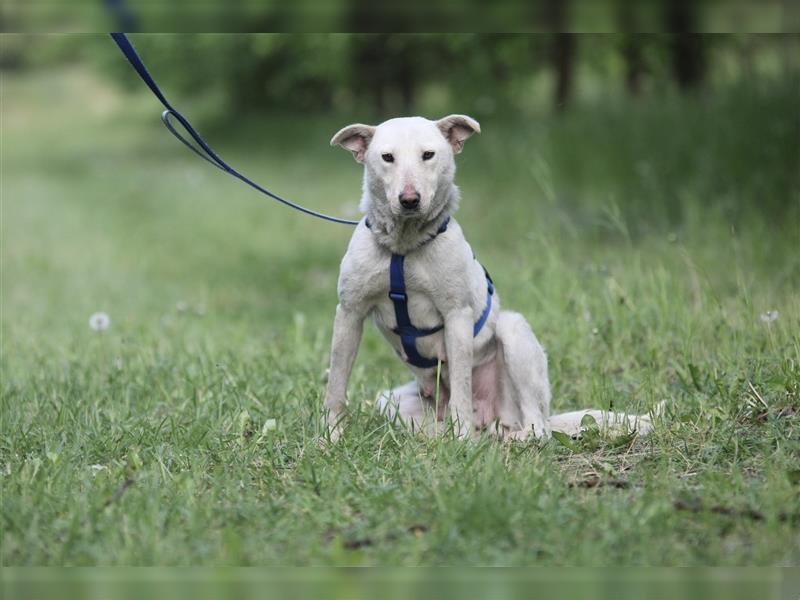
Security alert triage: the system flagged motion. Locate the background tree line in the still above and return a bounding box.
[4,32,795,120]
[2,0,798,120]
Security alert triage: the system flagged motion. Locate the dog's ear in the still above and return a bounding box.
[436,114,481,154]
[330,124,375,163]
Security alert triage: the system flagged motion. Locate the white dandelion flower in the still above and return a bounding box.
[760,310,779,323]
[89,312,110,331]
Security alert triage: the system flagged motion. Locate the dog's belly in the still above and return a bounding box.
[372,302,502,429]
[400,356,499,428]
[468,357,501,428]
[414,357,500,428]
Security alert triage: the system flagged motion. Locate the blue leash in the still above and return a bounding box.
[109,33,359,226]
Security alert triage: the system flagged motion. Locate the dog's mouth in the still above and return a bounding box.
[395,208,426,222]
[394,200,426,218]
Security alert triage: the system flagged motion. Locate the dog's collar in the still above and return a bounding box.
[364,216,451,250]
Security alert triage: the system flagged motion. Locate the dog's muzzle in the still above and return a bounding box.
[398,191,421,211]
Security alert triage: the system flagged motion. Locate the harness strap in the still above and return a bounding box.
[389,254,445,368]
[377,218,495,369]
[473,267,495,336]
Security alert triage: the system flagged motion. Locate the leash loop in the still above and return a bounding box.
[161,110,225,171]
[110,33,359,226]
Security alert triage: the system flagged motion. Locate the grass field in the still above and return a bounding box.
[2,62,799,567]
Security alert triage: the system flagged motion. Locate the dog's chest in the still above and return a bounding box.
[372,288,442,331]
[370,263,448,365]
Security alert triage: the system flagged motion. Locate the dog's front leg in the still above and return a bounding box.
[444,307,474,438]
[323,303,365,441]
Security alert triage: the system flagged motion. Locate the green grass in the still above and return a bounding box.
[2,63,799,567]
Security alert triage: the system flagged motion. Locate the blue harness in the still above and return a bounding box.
[367,217,494,369]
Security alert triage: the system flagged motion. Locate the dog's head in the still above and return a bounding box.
[331,115,480,220]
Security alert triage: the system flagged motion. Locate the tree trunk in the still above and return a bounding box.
[542,0,576,112]
[622,35,646,96]
[553,34,576,111]
[665,0,706,90]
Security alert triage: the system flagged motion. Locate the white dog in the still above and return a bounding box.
[323,115,656,440]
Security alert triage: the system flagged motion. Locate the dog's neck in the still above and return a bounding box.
[362,182,460,255]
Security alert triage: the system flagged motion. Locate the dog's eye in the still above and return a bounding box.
[422,151,435,161]
[381,153,394,163]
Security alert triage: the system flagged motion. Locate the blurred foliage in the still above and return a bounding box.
[2,33,798,121]
[1,0,798,33]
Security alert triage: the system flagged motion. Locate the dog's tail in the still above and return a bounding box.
[548,401,665,437]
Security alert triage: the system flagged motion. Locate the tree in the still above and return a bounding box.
[664,0,706,90]
[542,1,576,112]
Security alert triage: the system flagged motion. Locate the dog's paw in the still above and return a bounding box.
[325,426,341,444]
[504,429,530,442]
[322,411,344,444]
[503,422,550,442]
[533,421,551,439]
[454,421,475,440]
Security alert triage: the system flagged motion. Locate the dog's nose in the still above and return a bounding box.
[399,190,421,210]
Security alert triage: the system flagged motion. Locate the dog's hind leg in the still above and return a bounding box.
[495,310,552,439]
[375,380,441,435]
